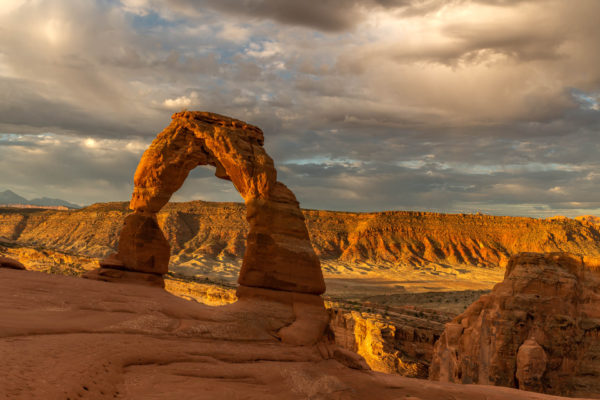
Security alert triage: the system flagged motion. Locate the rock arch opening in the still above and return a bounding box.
[91,111,325,296]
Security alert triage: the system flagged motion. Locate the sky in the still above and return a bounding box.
[0,0,599,217]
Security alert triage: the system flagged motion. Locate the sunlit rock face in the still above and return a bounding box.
[328,308,442,378]
[91,111,325,295]
[430,252,600,397]
[6,203,600,280]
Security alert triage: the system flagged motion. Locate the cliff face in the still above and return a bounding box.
[306,211,600,269]
[430,253,600,397]
[3,202,600,275]
[0,204,129,257]
[328,307,445,378]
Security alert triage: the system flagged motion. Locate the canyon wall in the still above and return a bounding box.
[430,252,600,397]
[3,202,600,273]
[328,307,445,378]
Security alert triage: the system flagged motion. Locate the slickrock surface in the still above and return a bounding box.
[0,238,493,379]
[125,273,482,379]
[105,111,324,295]
[430,252,600,398]
[0,269,586,400]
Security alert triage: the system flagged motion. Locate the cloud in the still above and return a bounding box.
[123,0,408,32]
[162,91,200,110]
[217,23,251,43]
[0,0,599,216]
[0,133,149,205]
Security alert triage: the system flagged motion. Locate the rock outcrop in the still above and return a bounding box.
[0,268,583,400]
[0,255,25,270]
[328,307,444,378]
[82,111,328,346]
[430,252,600,397]
[89,111,324,296]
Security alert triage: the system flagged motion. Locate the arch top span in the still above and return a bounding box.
[103,111,325,295]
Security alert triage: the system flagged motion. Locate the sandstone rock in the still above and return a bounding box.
[236,285,330,345]
[163,276,238,306]
[516,338,547,392]
[328,307,444,378]
[0,269,581,400]
[575,215,600,226]
[0,256,25,270]
[430,252,600,397]
[113,213,171,275]
[103,111,324,295]
[83,267,165,288]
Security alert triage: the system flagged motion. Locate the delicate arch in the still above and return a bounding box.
[107,111,325,295]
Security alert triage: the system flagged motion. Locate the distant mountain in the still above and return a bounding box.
[28,197,81,209]
[0,190,28,205]
[0,189,81,209]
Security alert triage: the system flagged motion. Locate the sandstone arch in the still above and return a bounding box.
[98,111,325,295]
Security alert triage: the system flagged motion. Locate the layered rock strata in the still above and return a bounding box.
[329,307,445,378]
[90,111,324,296]
[6,202,600,274]
[430,252,600,397]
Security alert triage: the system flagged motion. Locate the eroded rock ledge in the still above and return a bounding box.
[430,252,600,397]
[0,256,25,270]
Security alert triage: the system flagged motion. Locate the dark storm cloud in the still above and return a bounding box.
[159,0,542,32]
[278,158,600,215]
[151,0,412,32]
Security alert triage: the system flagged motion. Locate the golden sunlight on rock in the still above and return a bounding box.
[430,252,600,397]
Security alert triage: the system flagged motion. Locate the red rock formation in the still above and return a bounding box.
[0,268,584,400]
[516,338,547,392]
[82,112,328,345]
[328,307,443,378]
[430,252,600,397]
[0,256,25,270]
[89,111,324,295]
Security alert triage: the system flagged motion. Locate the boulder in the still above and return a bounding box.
[516,338,547,392]
[0,256,25,270]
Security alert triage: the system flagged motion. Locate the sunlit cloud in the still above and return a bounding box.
[42,19,68,46]
[162,91,199,110]
[0,0,25,16]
